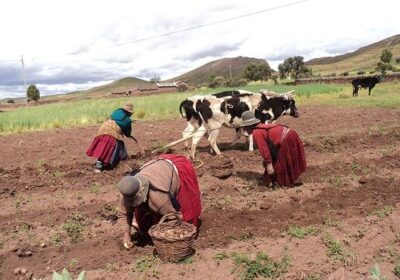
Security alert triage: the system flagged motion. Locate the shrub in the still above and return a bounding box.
[237,78,248,86]
[177,82,188,92]
[208,76,226,88]
[380,49,393,64]
[226,78,248,87]
[271,74,278,84]
[396,57,400,64]
[357,71,366,75]
[369,70,376,74]
[135,109,146,119]
[7,98,15,103]
[340,72,349,76]
[329,73,337,77]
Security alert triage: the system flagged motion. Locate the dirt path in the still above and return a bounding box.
[1,105,400,279]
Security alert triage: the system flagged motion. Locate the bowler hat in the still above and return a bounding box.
[240,111,260,127]
[117,175,150,207]
[122,103,134,113]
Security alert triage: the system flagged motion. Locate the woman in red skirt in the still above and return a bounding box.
[240,110,306,187]
[86,103,144,172]
[117,154,202,249]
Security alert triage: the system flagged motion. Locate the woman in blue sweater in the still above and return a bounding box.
[87,103,144,172]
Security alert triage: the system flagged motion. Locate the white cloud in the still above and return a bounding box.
[0,0,399,98]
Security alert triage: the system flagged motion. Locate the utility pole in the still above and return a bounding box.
[229,60,232,80]
[20,55,27,106]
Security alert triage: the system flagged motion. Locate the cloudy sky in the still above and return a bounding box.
[0,0,399,99]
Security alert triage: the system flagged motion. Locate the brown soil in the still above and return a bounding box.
[1,105,400,279]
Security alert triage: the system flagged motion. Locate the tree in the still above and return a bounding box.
[150,75,161,83]
[243,62,272,81]
[380,49,393,64]
[376,49,393,77]
[27,84,40,101]
[278,56,310,80]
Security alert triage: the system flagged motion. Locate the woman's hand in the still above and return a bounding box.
[123,231,133,249]
[267,163,275,175]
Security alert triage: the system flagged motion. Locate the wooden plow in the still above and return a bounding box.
[151,133,195,154]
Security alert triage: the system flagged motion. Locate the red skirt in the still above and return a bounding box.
[86,135,116,165]
[264,130,306,187]
[134,154,202,232]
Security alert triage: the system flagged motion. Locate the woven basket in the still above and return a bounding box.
[149,213,197,262]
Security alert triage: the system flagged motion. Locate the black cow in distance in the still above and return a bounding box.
[352,76,380,96]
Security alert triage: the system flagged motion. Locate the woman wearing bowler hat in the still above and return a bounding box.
[240,110,306,187]
[117,154,202,249]
[87,103,144,172]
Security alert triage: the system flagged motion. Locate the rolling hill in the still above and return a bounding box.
[68,77,152,98]
[306,34,400,75]
[68,56,267,97]
[166,56,269,86]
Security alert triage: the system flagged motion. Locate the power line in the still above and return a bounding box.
[0,59,19,63]
[0,0,310,62]
[72,0,309,55]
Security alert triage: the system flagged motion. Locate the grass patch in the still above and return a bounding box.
[104,262,119,272]
[131,255,159,278]
[232,251,291,280]
[327,177,344,188]
[394,264,400,278]
[371,206,394,218]
[178,256,193,264]
[322,216,339,227]
[287,225,320,239]
[62,212,87,243]
[69,258,79,268]
[51,232,63,245]
[304,274,322,280]
[324,234,355,264]
[89,184,100,195]
[214,252,229,262]
[369,264,386,280]
[53,171,65,177]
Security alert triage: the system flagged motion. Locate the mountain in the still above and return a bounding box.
[166,56,269,86]
[306,34,400,75]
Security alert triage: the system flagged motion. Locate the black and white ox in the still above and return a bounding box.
[179,92,299,158]
[352,76,380,96]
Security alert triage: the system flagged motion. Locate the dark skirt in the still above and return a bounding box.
[264,130,307,187]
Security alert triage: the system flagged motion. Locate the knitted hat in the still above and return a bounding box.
[117,175,149,207]
[239,111,260,127]
[122,103,134,113]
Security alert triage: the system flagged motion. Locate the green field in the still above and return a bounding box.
[1,81,399,134]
